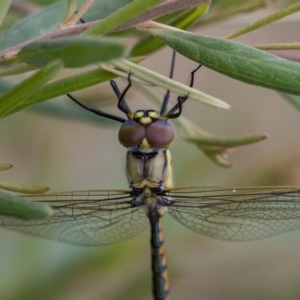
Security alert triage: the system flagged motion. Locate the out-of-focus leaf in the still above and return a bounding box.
[0,0,11,27]
[0,60,63,117]
[86,0,164,35]
[0,190,52,220]
[151,29,300,95]
[199,0,266,25]
[281,93,300,111]
[0,1,68,50]
[0,63,36,76]
[0,164,49,193]
[83,0,132,21]
[112,58,231,109]
[6,68,116,116]
[0,181,50,194]
[226,2,300,39]
[0,163,13,172]
[185,134,268,147]
[131,3,209,56]
[17,37,125,68]
[175,116,268,167]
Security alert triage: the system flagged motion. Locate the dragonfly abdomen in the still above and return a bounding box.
[149,214,171,300]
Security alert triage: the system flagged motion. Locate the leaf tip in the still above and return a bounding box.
[0,163,14,172]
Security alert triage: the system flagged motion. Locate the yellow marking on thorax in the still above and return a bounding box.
[147,111,159,118]
[133,111,144,119]
[140,117,152,125]
[164,149,173,190]
[141,138,150,148]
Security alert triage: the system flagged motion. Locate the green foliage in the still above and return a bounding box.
[0,190,52,219]
[0,164,51,219]
[18,36,125,68]
[0,0,299,215]
[151,30,300,95]
[1,1,300,300]
[0,60,63,117]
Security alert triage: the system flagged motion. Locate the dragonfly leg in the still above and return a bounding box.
[166,63,203,119]
[160,50,177,116]
[66,93,125,123]
[110,73,132,116]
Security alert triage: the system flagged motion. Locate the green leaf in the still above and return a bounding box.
[0,181,49,194]
[0,1,68,50]
[281,93,300,111]
[202,0,265,25]
[83,0,132,21]
[226,2,300,39]
[18,36,125,68]
[0,190,52,220]
[0,63,37,77]
[185,134,268,147]
[86,0,164,35]
[131,4,209,56]
[175,116,268,167]
[0,163,12,172]
[3,68,116,116]
[0,60,63,117]
[0,0,11,27]
[151,29,300,95]
[0,163,50,193]
[112,58,230,109]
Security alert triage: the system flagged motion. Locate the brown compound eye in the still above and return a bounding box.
[118,119,146,147]
[146,119,174,148]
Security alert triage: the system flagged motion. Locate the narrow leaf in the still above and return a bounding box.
[226,2,300,39]
[6,68,115,116]
[18,37,125,68]
[131,4,209,56]
[115,0,210,31]
[112,58,231,109]
[0,63,36,77]
[185,133,268,147]
[0,0,11,27]
[175,116,268,167]
[0,1,68,50]
[0,181,49,194]
[0,60,63,117]
[0,190,52,220]
[86,0,164,35]
[151,29,300,95]
[281,93,300,111]
[0,163,13,172]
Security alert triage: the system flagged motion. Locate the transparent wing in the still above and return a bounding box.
[0,190,148,246]
[166,186,300,241]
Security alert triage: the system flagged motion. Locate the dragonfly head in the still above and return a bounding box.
[118,109,174,149]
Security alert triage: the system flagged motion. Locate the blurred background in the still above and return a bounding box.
[1,1,300,300]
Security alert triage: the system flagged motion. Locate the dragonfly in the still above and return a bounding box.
[2,53,300,300]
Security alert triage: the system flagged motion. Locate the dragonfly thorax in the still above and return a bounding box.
[126,147,173,192]
[118,109,174,149]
